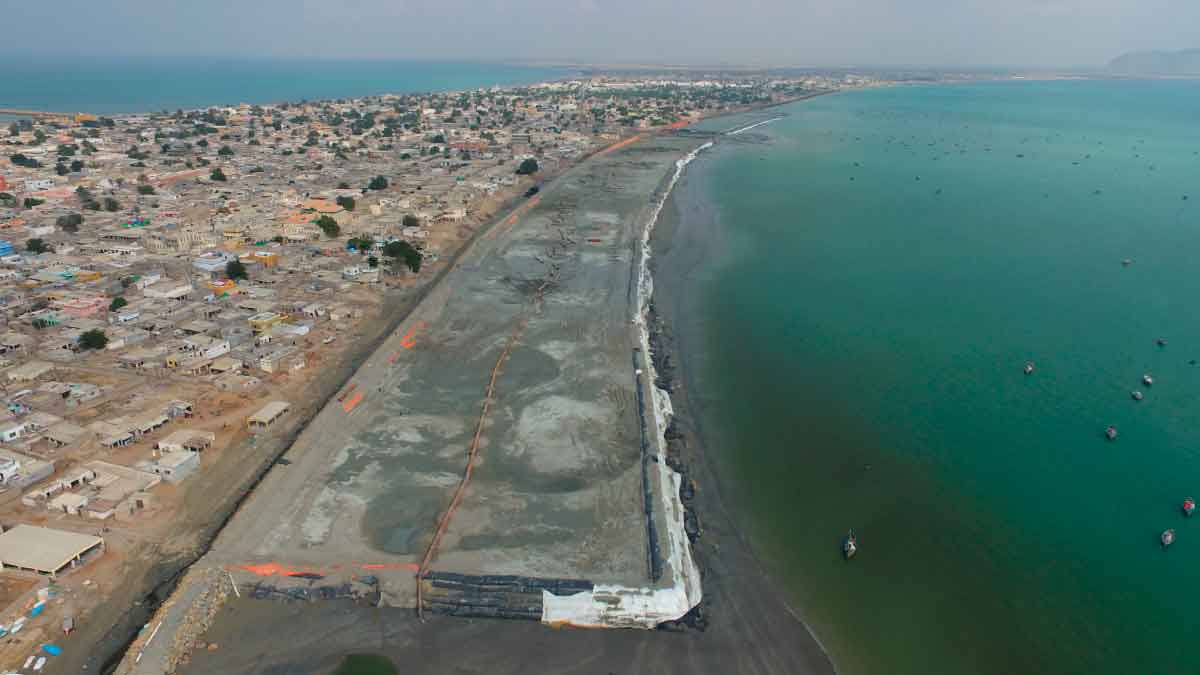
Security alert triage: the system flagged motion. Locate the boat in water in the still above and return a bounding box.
[1024,362,1035,375]
[1132,390,1144,401]
[1184,498,1196,517]
[1162,529,1176,548]
[1105,425,1118,441]
[1157,338,1168,347]
[1143,374,1154,386]
[842,530,857,560]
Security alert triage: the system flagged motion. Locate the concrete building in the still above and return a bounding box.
[6,360,55,383]
[150,449,199,483]
[247,401,289,432]
[156,429,215,453]
[0,524,104,578]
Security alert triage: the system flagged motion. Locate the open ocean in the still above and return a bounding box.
[663,80,1200,675]
[0,58,563,114]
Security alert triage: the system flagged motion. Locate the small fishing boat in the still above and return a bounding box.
[1132,390,1143,401]
[1162,529,1176,548]
[1183,498,1196,517]
[1143,374,1154,386]
[1105,426,1118,441]
[842,530,857,560]
[1157,338,1168,347]
[1122,259,1133,266]
[1024,362,1035,375]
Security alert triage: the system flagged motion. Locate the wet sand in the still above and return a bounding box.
[181,126,836,675]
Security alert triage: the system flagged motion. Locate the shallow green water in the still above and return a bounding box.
[680,81,1200,675]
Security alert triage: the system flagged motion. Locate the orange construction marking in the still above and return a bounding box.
[399,320,426,350]
[358,562,420,572]
[342,391,364,413]
[596,134,643,158]
[336,382,358,403]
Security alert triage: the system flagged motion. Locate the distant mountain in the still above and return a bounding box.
[1108,49,1200,75]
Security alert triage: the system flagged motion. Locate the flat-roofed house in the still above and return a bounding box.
[150,449,199,483]
[0,524,105,578]
[247,401,290,432]
[6,360,54,383]
[156,429,215,453]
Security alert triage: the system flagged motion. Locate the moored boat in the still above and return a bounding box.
[1024,362,1035,375]
[1184,498,1195,517]
[1132,390,1143,401]
[1143,374,1154,386]
[842,530,857,560]
[1105,425,1118,441]
[1162,528,1176,548]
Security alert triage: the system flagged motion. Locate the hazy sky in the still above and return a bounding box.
[7,0,1199,67]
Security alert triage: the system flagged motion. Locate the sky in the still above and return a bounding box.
[5,0,1199,67]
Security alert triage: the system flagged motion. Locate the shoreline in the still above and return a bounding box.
[646,102,839,671]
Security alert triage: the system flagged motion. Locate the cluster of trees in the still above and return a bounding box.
[109,297,127,312]
[516,158,539,175]
[56,213,83,233]
[210,168,227,182]
[26,238,53,254]
[367,175,388,191]
[336,195,356,211]
[225,260,248,281]
[78,329,108,350]
[347,235,374,252]
[383,240,422,273]
[316,215,340,238]
[138,184,156,195]
[8,153,41,169]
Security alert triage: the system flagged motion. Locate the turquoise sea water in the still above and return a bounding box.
[676,81,1200,675]
[0,59,562,114]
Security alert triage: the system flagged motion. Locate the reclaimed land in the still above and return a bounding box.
[171,120,838,674]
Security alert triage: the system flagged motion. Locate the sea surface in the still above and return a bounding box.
[662,80,1200,675]
[0,58,563,114]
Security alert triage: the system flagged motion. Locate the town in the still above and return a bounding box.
[0,71,863,669]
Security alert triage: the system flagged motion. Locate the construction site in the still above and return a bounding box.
[116,132,710,672]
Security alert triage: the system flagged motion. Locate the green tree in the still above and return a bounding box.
[103,197,120,212]
[382,240,422,273]
[69,160,84,172]
[210,167,227,182]
[138,184,156,195]
[367,175,388,191]
[0,193,15,207]
[78,329,108,350]
[23,198,45,209]
[516,158,539,175]
[336,195,355,211]
[402,214,420,229]
[367,256,379,268]
[109,296,128,312]
[315,215,340,238]
[218,145,234,156]
[26,238,51,254]
[225,259,248,280]
[56,213,83,232]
